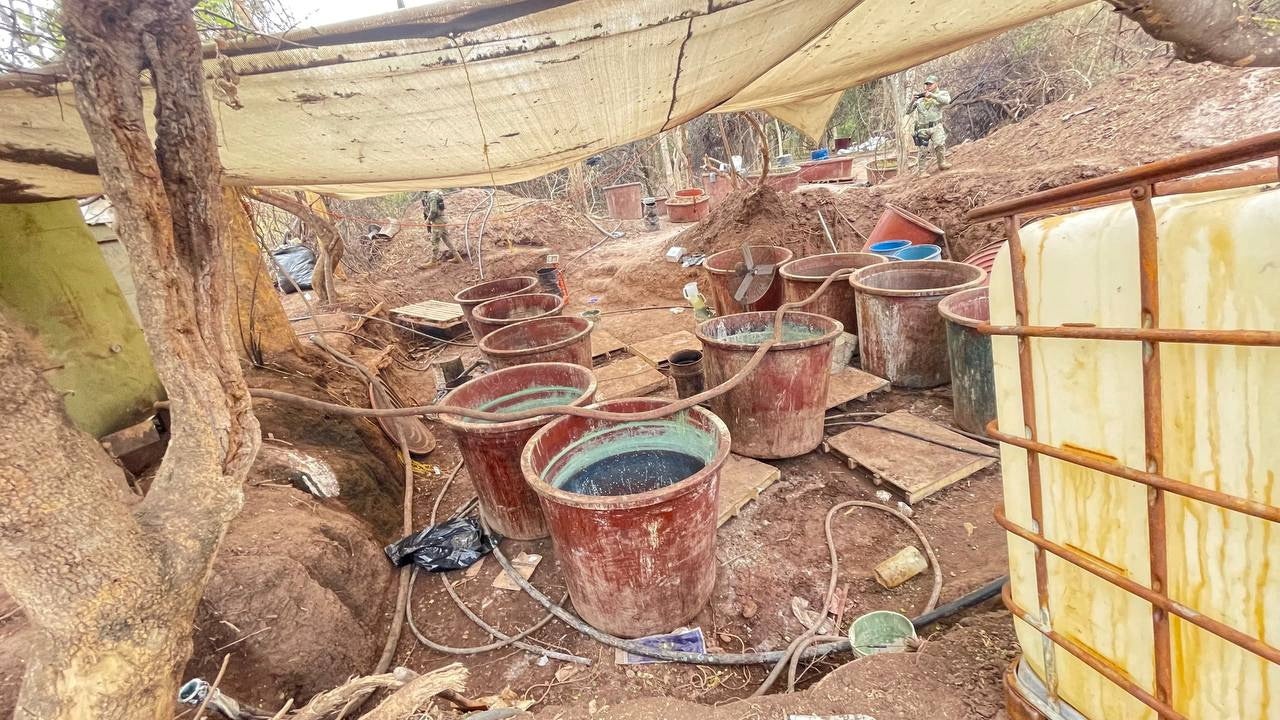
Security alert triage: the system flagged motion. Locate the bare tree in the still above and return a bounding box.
[0,0,261,716]
[1107,0,1280,66]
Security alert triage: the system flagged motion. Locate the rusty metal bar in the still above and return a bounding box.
[979,324,1280,347]
[967,131,1280,222]
[985,422,1280,524]
[996,504,1280,667]
[1003,216,1061,709]
[1132,184,1174,715]
[1003,586,1191,720]
[1018,165,1280,221]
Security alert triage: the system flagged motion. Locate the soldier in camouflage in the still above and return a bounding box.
[906,74,952,176]
[422,190,461,263]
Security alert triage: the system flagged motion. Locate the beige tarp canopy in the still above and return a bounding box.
[0,0,1084,200]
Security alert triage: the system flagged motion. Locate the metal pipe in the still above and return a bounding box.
[995,504,1280,666]
[1002,585,1190,720]
[966,131,1280,222]
[978,324,1280,347]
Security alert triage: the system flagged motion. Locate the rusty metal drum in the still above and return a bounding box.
[850,260,986,388]
[478,316,593,370]
[471,293,565,339]
[702,245,794,315]
[779,252,887,334]
[454,276,538,339]
[522,397,730,638]
[938,287,995,434]
[695,311,843,459]
[439,363,597,540]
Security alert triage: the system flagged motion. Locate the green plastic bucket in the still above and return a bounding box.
[848,610,918,657]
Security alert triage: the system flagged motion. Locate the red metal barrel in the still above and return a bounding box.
[521,397,729,637]
[470,293,565,339]
[453,276,538,339]
[695,311,842,458]
[938,287,996,435]
[438,363,597,539]
[779,252,887,335]
[850,260,986,388]
[702,245,794,315]
[478,316,593,370]
[603,182,644,219]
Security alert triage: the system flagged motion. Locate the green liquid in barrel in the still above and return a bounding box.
[557,449,705,496]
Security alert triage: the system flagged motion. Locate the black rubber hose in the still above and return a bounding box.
[912,574,1008,630]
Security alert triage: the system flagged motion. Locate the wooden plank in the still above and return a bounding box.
[591,328,628,358]
[825,409,995,504]
[628,330,701,366]
[390,299,465,328]
[717,454,782,526]
[595,356,668,401]
[825,366,888,409]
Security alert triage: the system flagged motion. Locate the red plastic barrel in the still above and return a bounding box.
[779,252,887,335]
[863,204,945,250]
[521,397,729,637]
[478,316,593,370]
[695,311,842,458]
[702,245,794,315]
[470,293,565,339]
[454,276,538,339]
[439,363,597,539]
[850,260,986,388]
[603,182,644,220]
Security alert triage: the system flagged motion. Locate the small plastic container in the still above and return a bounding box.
[869,239,912,257]
[849,610,919,657]
[893,244,942,261]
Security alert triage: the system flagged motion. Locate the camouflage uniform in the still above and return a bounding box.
[422,190,458,262]
[907,76,952,175]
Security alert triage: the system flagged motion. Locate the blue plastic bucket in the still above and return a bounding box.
[869,239,911,257]
[893,244,942,261]
[810,148,830,161]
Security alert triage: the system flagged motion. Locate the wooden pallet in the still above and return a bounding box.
[825,409,995,504]
[629,330,701,367]
[825,366,888,409]
[717,454,782,526]
[591,328,628,359]
[390,299,466,329]
[595,356,668,400]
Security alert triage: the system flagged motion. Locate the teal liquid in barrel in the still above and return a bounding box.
[557,450,704,496]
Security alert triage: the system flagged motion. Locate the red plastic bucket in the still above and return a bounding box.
[478,316,593,370]
[779,252,887,334]
[864,204,945,250]
[470,293,565,340]
[438,363,597,539]
[702,245,794,315]
[695,311,843,458]
[522,397,729,637]
[454,276,538,339]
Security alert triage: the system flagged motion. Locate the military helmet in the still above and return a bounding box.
[924,74,939,84]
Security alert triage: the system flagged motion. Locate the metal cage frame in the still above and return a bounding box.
[966,130,1280,720]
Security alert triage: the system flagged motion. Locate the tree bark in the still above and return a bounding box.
[1106,0,1280,66]
[0,0,261,715]
[225,189,301,362]
[251,189,345,305]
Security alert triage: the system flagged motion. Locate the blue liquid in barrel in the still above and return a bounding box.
[557,450,705,496]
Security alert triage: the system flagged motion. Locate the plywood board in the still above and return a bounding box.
[825,409,996,503]
[825,366,888,409]
[717,453,782,526]
[591,328,628,358]
[629,330,701,366]
[595,356,668,400]
[390,299,465,329]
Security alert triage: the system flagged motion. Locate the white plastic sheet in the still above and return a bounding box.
[0,0,1083,199]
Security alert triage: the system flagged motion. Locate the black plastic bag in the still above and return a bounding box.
[270,245,316,293]
[384,517,498,572]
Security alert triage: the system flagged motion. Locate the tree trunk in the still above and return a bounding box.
[1106,0,1280,66]
[225,190,301,362]
[0,0,261,715]
[251,190,345,305]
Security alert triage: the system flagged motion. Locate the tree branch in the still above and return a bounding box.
[1106,0,1280,66]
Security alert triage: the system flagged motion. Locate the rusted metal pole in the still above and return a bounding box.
[978,324,1280,346]
[967,131,1280,222]
[1002,215,1061,712]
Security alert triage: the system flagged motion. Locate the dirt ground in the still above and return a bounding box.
[4,57,1274,719]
